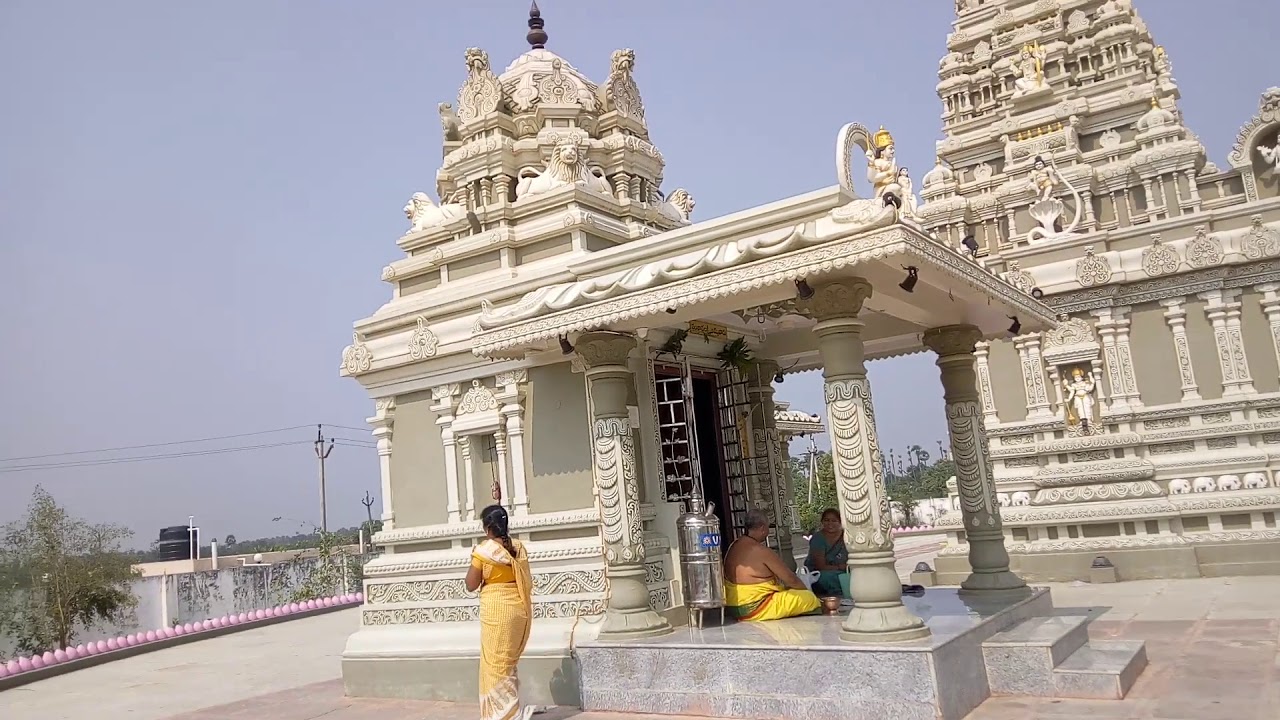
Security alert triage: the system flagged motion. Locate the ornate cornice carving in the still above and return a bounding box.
[575,331,637,370]
[1044,258,1280,314]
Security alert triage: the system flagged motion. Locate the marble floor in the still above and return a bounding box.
[2,537,1275,720]
[578,586,1048,651]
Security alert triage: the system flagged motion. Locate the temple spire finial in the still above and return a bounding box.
[526,1,548,50]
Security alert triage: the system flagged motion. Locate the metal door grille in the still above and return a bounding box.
[715,376,774,546]
[655,373,695,507]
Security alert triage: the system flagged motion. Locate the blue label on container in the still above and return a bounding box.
[698,533,721,548]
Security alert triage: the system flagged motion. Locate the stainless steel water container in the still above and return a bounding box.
[676,497,725,625]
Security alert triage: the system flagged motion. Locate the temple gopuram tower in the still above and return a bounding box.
[923,0,1280,582]
[339,5,697,702]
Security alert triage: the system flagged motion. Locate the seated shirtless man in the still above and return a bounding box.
[723,509,821,621]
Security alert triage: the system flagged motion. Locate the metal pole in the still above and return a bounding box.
[315,425,335,533]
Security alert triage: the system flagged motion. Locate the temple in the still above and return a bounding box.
[926,0,1280,584]
[336,1,1276,717]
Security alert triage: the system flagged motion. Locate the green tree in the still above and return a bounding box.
[793,451,838,533]
[0,487,140,656]
[919,459,955,499]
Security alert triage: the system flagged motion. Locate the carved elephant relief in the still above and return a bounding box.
[1243,472,1270,489]
[1192,476,1216,493]
[1011,491,1032,506]
[1217,474,1242,491]
[997,493,1011,507]
[1168,478,1192,495]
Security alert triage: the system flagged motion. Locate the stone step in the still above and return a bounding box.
[1051,640,1148,700]
[981,615,1091,696]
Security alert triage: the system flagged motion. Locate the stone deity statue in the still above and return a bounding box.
[1028,156,1058,201]
[897,167,920,219]
[1012,42,1048,96]
[1258,135,1280,173]
[1062,367,1097,430]
[867,126,904,209]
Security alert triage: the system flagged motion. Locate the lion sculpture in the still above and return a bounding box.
[403,192,465,234]
[658,188,695,223]
[516,135,611,200]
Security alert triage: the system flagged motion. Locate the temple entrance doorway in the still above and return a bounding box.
[653,364,735,540]
[653,363,764,546]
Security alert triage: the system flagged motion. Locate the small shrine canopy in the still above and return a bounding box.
[471,185,1057,366]
[773,401,824,437]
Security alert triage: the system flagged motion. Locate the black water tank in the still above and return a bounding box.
[157,538,193,561]
[159,526,190,541]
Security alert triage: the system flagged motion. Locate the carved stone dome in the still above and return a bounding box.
[500,48,600,115]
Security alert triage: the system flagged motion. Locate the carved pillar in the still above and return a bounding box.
[575,331,671,639]
[496,370,530,515]
[974,341,1000,427]
[1257,284,1280,386]
[1014,335,1053,420]
[1184,170,1203,211]
[1045,366,1063,416]
[923,325,1026,593]
[458,436,477,521]
[369,398,396,529]
[1160,298,1201,401]
[438,429,460,522]
[494,424,511,508]
[745,359,795,570]
[801,278,930,643]
[433,384,462,523]
[1092,307,1141,411]
[1200,289,1255,396]
[1111,308,1143,409]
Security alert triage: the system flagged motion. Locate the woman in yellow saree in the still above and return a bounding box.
[466,505,534,720]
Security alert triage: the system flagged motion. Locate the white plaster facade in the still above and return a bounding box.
[927,0,1280,582]
[337,4,1061,702]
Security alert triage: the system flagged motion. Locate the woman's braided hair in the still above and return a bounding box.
[480,504,517,558]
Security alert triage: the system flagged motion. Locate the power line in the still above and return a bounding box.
[0,441,314,474]
[0,425,315,464]
[323,423,372,434]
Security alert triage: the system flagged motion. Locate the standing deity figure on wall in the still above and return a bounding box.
[897,167,921,219]
[867,126,904,209]
[1062,367,1097,431]
[1012,42,1047,96]
[1029,156,1058,201]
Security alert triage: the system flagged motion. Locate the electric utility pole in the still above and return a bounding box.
[315,425,335,533]
[361,490,376,525]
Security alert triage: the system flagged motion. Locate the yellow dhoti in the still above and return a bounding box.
[724,580,821,622]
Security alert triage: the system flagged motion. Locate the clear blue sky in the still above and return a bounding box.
[1,1,1275,546]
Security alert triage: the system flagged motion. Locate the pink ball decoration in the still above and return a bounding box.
[253,609,264,620]
[17,656,33,672]
[266,607,277,618]
[200,619,213,631]
[42,650,55,664]
[317,597,327,608]
[212,617,224,629]
[94,640,107,653]
[53,649,67,663]
[145,630,157,642]
[31,655,46,670]
[355,592,364,603]
[106,638,120,651]
[164,627,176,638]
[288,602,299,613]
[129,633,140,646]
[302,599,313,610]
[5,659,19,675]
[183,622,195,633]
[238,612,248,623]
[65,647,79,661]
[76,643,87,655]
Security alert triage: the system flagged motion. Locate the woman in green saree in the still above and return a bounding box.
[806,508,848,597]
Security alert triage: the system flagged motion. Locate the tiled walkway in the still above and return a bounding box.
[2,540,1275,720]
